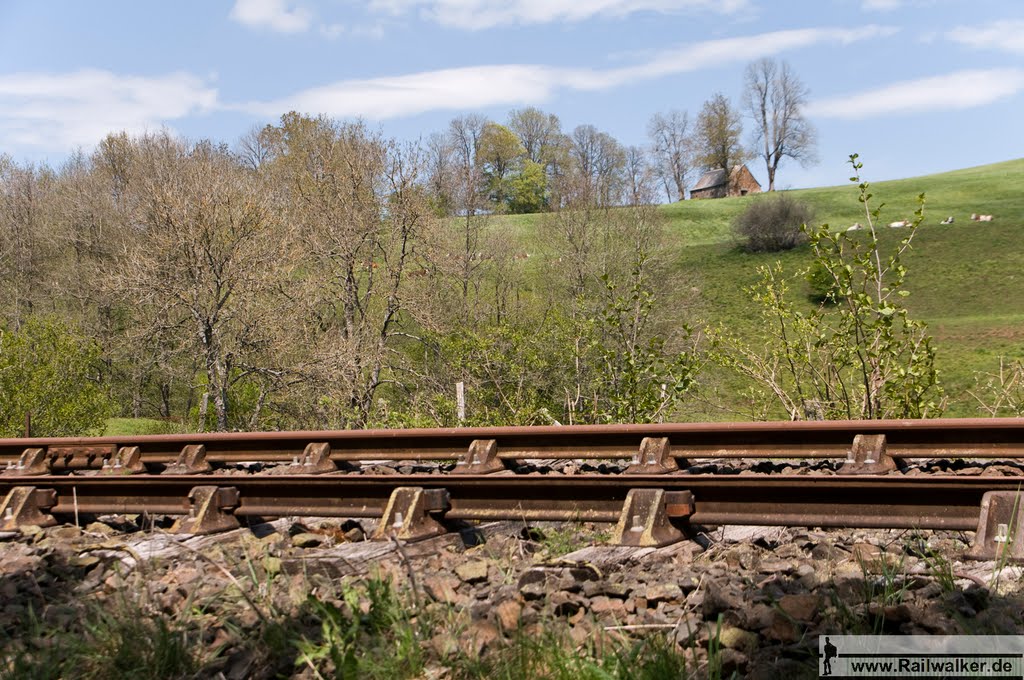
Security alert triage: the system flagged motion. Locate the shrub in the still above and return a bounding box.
[806,260,841,304]
[711,154,941,420]
[733,193,812,252]
[0,316,112,437]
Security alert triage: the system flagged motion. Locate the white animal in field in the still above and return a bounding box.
[940,216,954,225]
[888,219,911,228]
[846,222,862,231]
[971,213,994,222]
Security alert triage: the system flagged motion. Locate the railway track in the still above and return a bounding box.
[2,418,1023,562]
[3,417,1024,472]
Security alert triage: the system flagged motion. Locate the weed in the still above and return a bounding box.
[453,627,691,680]
[534,521,610,557]
[0,597,200,680]
[537,524,587,557]
[294,575,428,679]
[77,607,198,679]
[0,608,63,680]
[822,548,911,635]
[706,614,725,680]
[615,633,694,680]
[905,533,956,593]
[968,357,1024,417]
[989,488,1022,594]
[863,550,909,632]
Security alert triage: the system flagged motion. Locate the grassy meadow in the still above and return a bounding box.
[494,158,1024,420]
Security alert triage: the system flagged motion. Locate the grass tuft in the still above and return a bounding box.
[1,599,200,680]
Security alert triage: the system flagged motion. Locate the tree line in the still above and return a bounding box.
[0,115,701,434]
[219,56,812,214]
[0,58,834,435]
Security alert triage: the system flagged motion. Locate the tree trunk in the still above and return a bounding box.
[159,382,171,419]
[198,392,209,432]
[210,357,229,432]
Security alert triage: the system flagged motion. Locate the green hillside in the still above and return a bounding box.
[681,159,1024,417]
[505,158,1024,418]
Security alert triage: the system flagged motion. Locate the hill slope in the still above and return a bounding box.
[501,158,1024,418]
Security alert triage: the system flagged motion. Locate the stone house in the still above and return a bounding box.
[690,164,762,199]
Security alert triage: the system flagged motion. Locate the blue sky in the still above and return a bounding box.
[1,0,1022,190]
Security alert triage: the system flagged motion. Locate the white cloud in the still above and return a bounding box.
[861,0,947,12]
[0,25,895,153]
[0,70,217,151]
[599,25,897,87]
[861,0,902,11]
[368,0,750,30]
[229,0,313,33]
[246,64,561,119]
[947,19,1024,54]
[806,68,1024,119]
[248,25,893,119]
[316,22,386,40]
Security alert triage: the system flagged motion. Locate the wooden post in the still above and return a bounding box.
[456,382,466,424]
[24,412,31,438]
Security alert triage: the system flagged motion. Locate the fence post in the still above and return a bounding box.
[456,381,466,424]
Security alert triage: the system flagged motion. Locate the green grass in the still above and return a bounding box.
[456,629,694,680]
[103,417,185,436]
[1,599,200,680]
[0,572,701,680]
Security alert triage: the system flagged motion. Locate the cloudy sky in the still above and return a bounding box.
[1,0,1022,189]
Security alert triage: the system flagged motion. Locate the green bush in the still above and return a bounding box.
[733,192,812,252]
[0,316,112,437]
[806,260,841,304]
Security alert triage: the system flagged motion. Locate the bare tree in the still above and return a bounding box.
[47,151,141,412]
[94,132,134,208]
[113,133,289,431]
[647,110,693,202]
[266,114,430,427]
[447,114,489,173]
[743,58,817,191]
[431,116,504,319]
[236,124,275,171]
[425,131,456,215]
[541,169,695,424]
[566,125,626,207]
[0,156,54,329]
[694,93,746,184]
[624,145,656,207]
[507,107,562,166]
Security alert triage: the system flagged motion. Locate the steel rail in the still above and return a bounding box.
[3,473,1022,531]
[2,418,1024,472]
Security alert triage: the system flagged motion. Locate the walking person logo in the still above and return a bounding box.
[822,636,838,676]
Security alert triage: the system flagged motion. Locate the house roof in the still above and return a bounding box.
[692,168,728,192]
[692,164,761,193]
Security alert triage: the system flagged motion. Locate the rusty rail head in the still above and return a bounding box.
[2,417,1024,470]
[3,472,1020,532]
